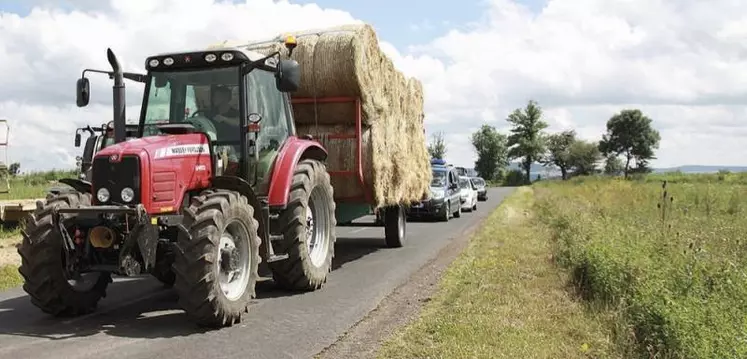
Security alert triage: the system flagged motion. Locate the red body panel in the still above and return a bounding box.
[94,133,213,214]
[267,136,327,207]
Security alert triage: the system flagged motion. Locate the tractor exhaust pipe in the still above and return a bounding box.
[106,48,126,144]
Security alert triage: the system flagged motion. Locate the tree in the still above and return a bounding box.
[541,130,576,180]
[8,162,19,176]
[507,100,549,184]
[427,132,447,159]
[598,109,661,178]
[568,140,602,176]
[604,155,624,176]
[471,124,508,181]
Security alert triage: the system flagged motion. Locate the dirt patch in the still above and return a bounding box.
[315,199,503,359]
[0,235,20,267]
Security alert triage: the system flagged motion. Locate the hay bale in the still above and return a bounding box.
[241,24,397,126]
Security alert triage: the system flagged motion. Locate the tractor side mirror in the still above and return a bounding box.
[76,77,90,107]
[275,59,300,92]
[74,132,81,147]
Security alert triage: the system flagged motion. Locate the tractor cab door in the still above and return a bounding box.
[244,68,292,194]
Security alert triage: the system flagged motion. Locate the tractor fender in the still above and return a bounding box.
[267,137,327,208]
[58,178,92,195]
[211,175,268,241]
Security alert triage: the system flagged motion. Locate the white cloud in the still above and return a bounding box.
[2,0,747,172]
[386,0,747,168]
[0,0,359,171]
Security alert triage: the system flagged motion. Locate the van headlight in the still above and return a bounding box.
[97,188,110,202]
[431,189,445,199]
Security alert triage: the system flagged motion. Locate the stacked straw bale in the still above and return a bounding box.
[211,23,431,207]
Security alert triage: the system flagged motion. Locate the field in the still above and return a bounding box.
[0,169,77,200]
[379,172,747,359]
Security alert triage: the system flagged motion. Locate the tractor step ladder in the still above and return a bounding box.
[0,120,10,194]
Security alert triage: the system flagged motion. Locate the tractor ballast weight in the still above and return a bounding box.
[17,38,345,327]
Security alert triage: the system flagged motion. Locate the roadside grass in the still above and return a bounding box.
[378,187,620,359]
[0,265,21,291]
[533,174,747,358]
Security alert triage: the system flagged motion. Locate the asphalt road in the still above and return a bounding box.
[0,188,513,359]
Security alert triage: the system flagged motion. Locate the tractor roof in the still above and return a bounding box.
[146,47,275,70]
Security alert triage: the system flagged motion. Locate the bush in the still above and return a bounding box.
[502,169,525,186]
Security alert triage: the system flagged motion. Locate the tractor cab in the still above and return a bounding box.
[136,43,301,192]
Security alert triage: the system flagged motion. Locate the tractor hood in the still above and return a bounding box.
[92,133,213,214]
[94,133,210,160]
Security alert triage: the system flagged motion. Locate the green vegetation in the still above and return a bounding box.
[0,265,22,291]
[0,169,76,200]
[378,187,620,358]
[534,173,747,358]
[427,131,447,160]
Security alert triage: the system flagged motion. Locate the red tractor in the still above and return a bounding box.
[17,38,353,327]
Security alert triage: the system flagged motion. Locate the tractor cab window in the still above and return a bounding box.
[141,67,240,144]
[245,68,291,188]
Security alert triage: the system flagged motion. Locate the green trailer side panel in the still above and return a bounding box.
[335,202,372,224]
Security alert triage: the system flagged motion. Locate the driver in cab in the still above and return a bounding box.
[208,85,239,136]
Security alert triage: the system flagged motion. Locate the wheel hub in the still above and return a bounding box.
[217,224,251,301]
[306,187,330,268]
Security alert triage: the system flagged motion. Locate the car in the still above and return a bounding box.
[407,160,462,221]
[459,177,478,212]
[472,176,488,201]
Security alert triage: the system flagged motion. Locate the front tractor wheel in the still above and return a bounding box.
[18,192,112,317]
[173,189,261,328]
[270,159,336,291]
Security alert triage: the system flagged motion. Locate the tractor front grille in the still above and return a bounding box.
[91,155,141,205]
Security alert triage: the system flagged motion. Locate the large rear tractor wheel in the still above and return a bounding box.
[269,159,336,291]
[384,204,406,248]
[173,189,261,327]
[18,192,112,317]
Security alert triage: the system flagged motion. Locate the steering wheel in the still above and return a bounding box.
[191,109,209,118]
[184,115,218,142]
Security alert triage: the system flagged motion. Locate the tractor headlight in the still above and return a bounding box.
[97,188,110,203]
[120,187,134,203]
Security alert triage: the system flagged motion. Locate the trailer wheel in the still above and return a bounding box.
[384,204,406,248]
[18,192,112,317]
[270,159,336,291]
[173,189,261,327]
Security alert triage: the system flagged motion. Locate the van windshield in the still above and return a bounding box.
[431,171,447,187]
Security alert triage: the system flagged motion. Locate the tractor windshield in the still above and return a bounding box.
[140,66,241,143]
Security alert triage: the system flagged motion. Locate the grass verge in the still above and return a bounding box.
[534,175,747,358]
[0,265,21,291]
[377,187,619,359]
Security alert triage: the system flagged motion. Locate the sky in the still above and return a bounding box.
[0,0,746,172]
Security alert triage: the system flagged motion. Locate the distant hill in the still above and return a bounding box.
[459,162,747,182]
[652,165,747,174]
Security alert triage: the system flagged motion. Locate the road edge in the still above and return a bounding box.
[315,188,516,359]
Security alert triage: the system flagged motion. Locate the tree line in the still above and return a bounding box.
[427,100,661,184]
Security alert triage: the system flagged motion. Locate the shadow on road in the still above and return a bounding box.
[255,235,384,299]
[0,235,385,341]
